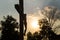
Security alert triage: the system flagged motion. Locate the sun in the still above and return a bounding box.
[27,15,40,33]
[32,20,38,28]
[31,17,39,28]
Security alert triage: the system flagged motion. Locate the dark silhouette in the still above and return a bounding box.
[41,6,58,27]
[33,32,40,40]
[15,0,27,40]
[27,32,33,40]
[39,19,60,40]
[27,19,60,40]
[1,15,19,40]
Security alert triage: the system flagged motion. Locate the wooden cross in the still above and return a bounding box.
[14,0,27,40]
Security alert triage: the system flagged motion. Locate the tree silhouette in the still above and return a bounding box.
[27,32,33,40]
[1,15,19,40]
[27,18,60,40]
[38,18,56,40]
[38,18,60,40]
[33,32,41,40]
[41,6,60,27]
[27,6,60,40]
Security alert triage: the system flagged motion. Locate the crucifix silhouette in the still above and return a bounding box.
[14,0,27,40]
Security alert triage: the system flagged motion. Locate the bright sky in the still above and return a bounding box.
[0,0,60,38]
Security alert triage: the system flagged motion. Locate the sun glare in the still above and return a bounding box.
[32,20,38,28]
[31,17,39,28]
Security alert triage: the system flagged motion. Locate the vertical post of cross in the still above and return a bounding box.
[19,0,24,40]
[14,0,27,40]
[15,0,24,40]
[17,0,24,40]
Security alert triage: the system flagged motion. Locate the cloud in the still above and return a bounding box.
[48,0,60,9]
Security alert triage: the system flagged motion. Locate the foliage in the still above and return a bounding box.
[41,6,60,27]
[27,32,33,40]
[27,18,60,40]
[1,15,19,40]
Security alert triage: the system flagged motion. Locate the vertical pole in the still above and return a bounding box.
[19,0,24,40]
[15,0,27,40]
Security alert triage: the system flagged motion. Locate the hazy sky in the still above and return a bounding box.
[0,0,60,37]
[0,0,60,20]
